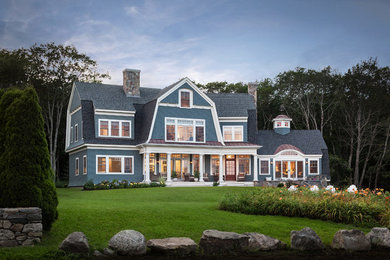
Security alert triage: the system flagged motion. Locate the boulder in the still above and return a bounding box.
[332,229,370,251]
[22,238,40,246]
[59,232,89,256]
[199,229,249,255]
[244,232,287,251]
[0,229,15,240]
[147,237,197,256]
[290,227,324,250]
[366,227,390,249]
[108,230,146,256]
[2,220,12,229]
[93,250,107,258]
[10,224,24,232]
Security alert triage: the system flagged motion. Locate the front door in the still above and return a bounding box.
[225,156,236,181]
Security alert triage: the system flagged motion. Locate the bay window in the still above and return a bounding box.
[223,126,243,141]
[165,118,205,143]
[99,120,131,138]
[97,155,134,174]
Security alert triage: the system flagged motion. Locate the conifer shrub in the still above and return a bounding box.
[0,87,58,230]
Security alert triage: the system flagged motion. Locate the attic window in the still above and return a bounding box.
[180,90,191,108]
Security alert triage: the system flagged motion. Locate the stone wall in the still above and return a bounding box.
[0,207,42,247]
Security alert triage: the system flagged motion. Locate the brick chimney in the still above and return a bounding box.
[123,69,140,97]
[247,82,258,104]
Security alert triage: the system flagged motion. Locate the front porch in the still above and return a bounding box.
[141,151,259,184]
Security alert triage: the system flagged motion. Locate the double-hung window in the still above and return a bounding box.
[99,120,131,138]
[309,160,319,174]
[260,160,269,175]
[97,156,134,174]
[165,118,205,143]
[179,90,191,108]
[223,126,243,141]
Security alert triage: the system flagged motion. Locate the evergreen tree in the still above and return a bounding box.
[0,87,58,230]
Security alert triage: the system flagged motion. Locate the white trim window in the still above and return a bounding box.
[238,155,250,175]
[223,126,243,142]
[260,160,270,175]
[70,126,73,143]
[83,155,87,175]
[74,124,78,142]
[165,118,205,143]
[98,119,131,138]
[179,89,192,108]
[96,155,134,174]
[309,160,319,175]
[75,157,79,176]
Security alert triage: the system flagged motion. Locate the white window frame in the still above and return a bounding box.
[83,155,87,175]
[309,159,319,175]
[164,117,206,143]
[70,126,73,143]
[223,125,244,142]
[179,89,193,108]
[95,155,134,174]
[259,159,270,175]
[98,119,132,138]
[75,157,79,176]
[237,155,251,175]
[74,124,78,142]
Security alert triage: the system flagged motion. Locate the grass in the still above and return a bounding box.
[0,187,371,259]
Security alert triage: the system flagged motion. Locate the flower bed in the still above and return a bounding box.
[83,179,165,190]
[219,186,390,228]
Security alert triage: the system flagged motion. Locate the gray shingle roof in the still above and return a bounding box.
[206,93,256,117]
[256,130,328,155]
[75,82,161,110]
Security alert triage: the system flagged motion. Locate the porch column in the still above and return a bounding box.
[253,154,258,182]
[199,154,204,182]
[166,153,172,183]
[219,154,224,183]
[145,152,151,184]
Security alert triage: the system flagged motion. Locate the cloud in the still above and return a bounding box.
[124,6,139,16]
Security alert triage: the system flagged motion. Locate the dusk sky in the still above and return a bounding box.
[1,0,389,88]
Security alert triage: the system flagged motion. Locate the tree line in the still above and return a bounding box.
[197,59,390,190]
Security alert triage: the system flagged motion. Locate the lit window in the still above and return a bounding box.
[165,118,205,143]
[98,157,106,173]
[260,160,269,174]
[238,155,250,175]
[211,155,220,175]
[276,122,282,127]
[83,156,87,175]
[284,122,289,127]
[109,157,121,172]
[275,161,281,179]
[180,91,190,108]
[122,122,130,137]
[223,126,243,141]
[100,121,108,136]
[75,157,79,176]
[99,120,131,138]
[111,121,120,136]
[310,160,318,174]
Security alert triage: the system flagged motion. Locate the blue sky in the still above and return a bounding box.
[1,0,389,88]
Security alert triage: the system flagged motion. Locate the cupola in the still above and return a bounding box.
[272,114,292,135]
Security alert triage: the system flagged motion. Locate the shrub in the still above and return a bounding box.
[213,181,219,186]
[55,180,68,188]
[0,88,58,230]
[277,183,285,188]
[83,179,95,190]
[219,186,390,228]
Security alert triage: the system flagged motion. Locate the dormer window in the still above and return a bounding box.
[99,119,131,138]
[179,89,192,108]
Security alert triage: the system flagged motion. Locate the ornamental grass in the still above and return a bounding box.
[219,186,390,228]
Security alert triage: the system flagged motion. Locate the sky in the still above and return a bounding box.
[0,0,389,88]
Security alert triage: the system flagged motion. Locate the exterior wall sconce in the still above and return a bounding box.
[270,161,273,165]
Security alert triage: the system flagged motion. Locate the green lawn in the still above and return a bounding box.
[0,187,370,259]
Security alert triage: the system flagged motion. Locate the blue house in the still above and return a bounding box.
[66,69,330,186]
